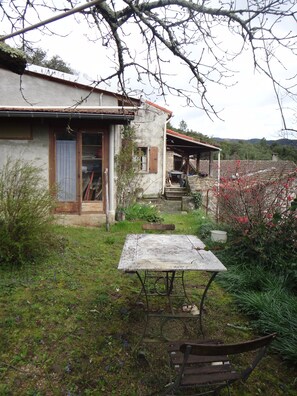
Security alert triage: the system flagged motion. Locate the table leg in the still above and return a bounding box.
[135,271,150,343]
[199,271,218,338]
[181,271,191,304]
[134,270,216,343]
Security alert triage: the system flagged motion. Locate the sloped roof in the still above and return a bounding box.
[167,129,220,155]
[146,100,172,116]
[198,159,297,180]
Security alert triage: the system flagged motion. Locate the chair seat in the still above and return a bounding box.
[171,351,230,365]
[180,367,241,386]
[170,350,239,387]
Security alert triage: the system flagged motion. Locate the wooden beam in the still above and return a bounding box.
[142,223,175,231]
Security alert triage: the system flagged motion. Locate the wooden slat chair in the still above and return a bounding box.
[164,333,276,395]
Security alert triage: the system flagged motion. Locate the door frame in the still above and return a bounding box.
[49,122,109,214]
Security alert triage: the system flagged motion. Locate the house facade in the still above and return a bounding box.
[0,66,171,225]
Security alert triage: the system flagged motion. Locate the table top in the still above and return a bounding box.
[118,234,227,272]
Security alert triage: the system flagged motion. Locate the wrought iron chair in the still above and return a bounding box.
[164,333,276,395]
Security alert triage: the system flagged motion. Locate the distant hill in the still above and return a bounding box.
[213,138,297,147]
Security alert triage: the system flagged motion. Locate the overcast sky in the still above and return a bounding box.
[46,34,296,141]
[4,3,296,141]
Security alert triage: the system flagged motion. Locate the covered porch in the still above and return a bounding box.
[166,129,221,180]
[165,129,221,214]
[166,129,221,187]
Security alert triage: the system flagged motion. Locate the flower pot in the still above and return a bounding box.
[211,230,227,243]
[115,210,125,221]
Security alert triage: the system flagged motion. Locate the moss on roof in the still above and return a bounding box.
[0,41,27,74]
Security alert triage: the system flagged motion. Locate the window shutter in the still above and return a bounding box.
[149,146,158,173]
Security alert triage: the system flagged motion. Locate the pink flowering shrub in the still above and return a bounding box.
[216,163,297,270]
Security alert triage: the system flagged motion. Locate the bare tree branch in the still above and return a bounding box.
[0,0,296,131]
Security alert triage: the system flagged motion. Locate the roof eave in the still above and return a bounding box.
[167,130,221,151]
[0,110,134,123]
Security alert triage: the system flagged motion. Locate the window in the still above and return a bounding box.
[137,147,148,171]
[136,146,158,173]
[82,132,103,201]
[0,120,32,139]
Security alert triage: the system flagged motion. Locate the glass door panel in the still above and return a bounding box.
[82,133,103,201]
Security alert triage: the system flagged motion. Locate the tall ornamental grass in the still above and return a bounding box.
[216,258,297,362]
[236,286,297,362]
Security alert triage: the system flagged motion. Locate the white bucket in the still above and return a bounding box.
[211,230,227,243]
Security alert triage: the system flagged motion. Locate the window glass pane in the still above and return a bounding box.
[82,133,103,201]
[82,133,102,146]
[138,147,148,171]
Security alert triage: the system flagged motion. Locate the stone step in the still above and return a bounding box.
[165,187,187,192]
[165,187,188,201]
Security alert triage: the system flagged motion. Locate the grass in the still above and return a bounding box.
[0,211,296,395]
[215,259,297,363]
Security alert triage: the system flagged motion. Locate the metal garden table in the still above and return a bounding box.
[118,234,227,342]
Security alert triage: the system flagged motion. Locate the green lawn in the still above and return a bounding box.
[0,213,296,395]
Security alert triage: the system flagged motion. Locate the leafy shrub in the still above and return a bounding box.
[124,203,163,223]
[0,158,58,266]
[192,191,202,209]
[216,163,297,272]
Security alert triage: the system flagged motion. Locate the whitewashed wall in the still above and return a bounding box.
[131,102,168,197]
[0,123,49,182]
[0,68,118,106]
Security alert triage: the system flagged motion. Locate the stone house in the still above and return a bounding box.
[0,65,171,225]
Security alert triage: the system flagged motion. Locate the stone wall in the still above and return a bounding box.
[187,175,218,217]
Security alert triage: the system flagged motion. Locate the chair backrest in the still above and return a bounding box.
[179,333,277,383]
[179,333,276,356]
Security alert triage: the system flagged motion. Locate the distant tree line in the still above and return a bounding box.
[23,47,74,74]
[169,121,297,163]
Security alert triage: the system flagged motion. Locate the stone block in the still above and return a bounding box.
[181,196,195,212]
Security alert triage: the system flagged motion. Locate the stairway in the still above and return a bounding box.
[165,186,188,201]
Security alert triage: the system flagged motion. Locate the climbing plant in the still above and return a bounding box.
[115,125,141,213]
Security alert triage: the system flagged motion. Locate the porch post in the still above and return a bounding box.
[108,125,115,220]
[216,150,221,222]
[196,153,200,174]
[209,151,214,177]
[185,155,190,175]
[162,120,167,195]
